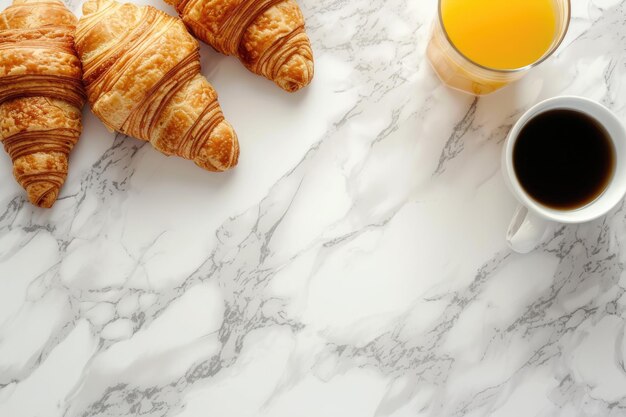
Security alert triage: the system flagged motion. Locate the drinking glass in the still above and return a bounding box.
[427,0,571,95]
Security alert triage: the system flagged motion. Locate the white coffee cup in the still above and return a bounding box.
[502,96,626,253]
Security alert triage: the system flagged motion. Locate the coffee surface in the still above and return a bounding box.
[513,109,615,210]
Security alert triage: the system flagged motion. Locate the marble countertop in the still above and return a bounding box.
[2,0,626,416]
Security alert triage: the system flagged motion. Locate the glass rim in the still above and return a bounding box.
[437,0,572,73]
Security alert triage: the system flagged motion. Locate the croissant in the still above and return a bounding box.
[165,0,314,92]
[75,0,239,172]
[0,0,85,208]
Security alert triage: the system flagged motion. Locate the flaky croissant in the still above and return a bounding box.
[165,0,314,92]
[75,0,239,172]
[0,0,85,208]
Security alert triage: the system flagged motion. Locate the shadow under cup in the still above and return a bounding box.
[427,0,571,95]
[503,97,626,224]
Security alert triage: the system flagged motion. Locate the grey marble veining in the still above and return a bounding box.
[1,0,626,416]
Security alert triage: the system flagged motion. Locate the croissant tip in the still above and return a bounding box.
[194,120,239,172]
[26,182,60,208]
[274,52,314,93]
[279,79,308,93]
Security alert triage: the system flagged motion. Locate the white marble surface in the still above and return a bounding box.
[2,0,626,416]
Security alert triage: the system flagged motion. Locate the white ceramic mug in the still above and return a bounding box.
[502,96,626,253]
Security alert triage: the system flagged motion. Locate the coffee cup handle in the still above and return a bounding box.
[506,205,550,253]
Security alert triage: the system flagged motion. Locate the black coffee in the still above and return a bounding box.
[513,109,615,210]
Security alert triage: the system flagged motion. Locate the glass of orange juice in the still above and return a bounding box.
[427,0,571,95]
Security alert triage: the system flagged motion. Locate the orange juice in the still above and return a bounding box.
[441,0,557,70]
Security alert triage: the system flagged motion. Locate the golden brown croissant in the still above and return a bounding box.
[165,0,314,92]
[0,0,85,208]
[75,0,239,172]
